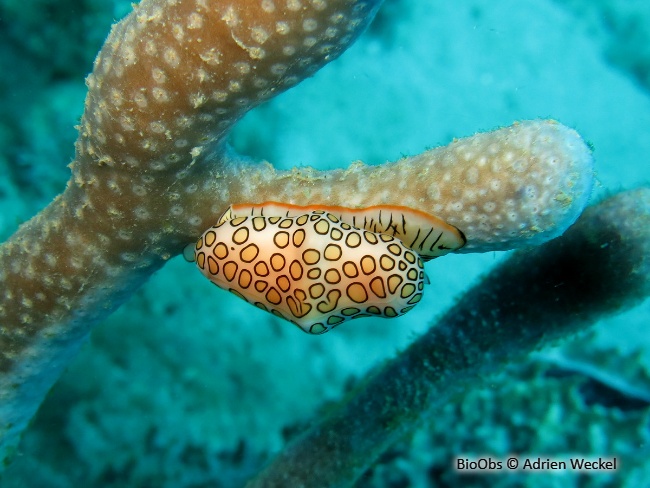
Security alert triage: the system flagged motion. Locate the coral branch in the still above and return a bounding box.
[0,0,593,465]
[0,0,383,463]
[246,187,650,487]
[221,120,593,253]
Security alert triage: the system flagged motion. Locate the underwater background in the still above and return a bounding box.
[0,0,649,486]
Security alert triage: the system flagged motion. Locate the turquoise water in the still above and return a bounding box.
[1,1,649,486]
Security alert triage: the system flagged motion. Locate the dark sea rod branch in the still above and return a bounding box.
[246,187,650,487]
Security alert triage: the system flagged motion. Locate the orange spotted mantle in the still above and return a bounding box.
[188,202,466,334]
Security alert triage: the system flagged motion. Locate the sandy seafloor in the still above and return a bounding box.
[0,0,649,486]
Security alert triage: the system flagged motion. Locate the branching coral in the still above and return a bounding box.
[0,0,594,465]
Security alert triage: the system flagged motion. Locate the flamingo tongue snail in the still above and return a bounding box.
[186,202,466,334]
